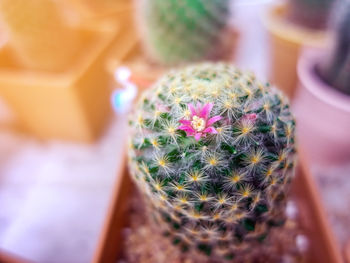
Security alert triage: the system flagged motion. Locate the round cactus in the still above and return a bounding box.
[137,0,231,65]
[128,63,296,259]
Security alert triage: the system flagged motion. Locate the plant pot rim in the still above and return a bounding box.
[0,21,119,85]
[263,4,331,47]
[297,48,350,113]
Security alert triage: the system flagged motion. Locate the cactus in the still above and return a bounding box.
[287,0,335,30]
[0,0,80,71]
[128,63,296,259]
[318,2,350,95]
[137,0,230,65]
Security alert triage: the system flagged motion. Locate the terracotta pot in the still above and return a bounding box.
[264,4,330,100]
[293,48,350,167]
[92,148,343,263]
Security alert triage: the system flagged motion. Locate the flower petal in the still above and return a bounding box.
[179,125,195,133]
[200,103,213,119]
[194,132,202,141]
[242,113,257,121]
[203,127,218,134]
[179,120,191,125]
[207,115,222,126]
[189,104,197,116]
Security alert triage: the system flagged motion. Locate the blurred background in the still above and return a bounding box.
[0,0,349,262]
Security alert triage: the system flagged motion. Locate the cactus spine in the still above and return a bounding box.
[287,0,335,30]
[0,0,80,71]
[128,63,296,259]
[138,0,230,65]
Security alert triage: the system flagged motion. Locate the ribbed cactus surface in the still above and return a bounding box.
[138,0,230,65]
[0,0,80,71]
[128,63,296,259]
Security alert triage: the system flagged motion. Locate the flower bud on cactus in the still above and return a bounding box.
[137,0,231,65]
[128,63,296,259]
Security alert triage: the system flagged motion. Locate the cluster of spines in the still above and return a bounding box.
[138,0,230,65]
[128,63,296,258]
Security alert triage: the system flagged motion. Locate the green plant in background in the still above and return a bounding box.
[138,0,230,65]
[287,0,335,30]
[128,63,296,259]
[318,2,350,95]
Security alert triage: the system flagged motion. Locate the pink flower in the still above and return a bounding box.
[178,102,222,141]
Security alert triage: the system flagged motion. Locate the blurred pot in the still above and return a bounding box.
[293,48,350,167]
[264,4,330,100]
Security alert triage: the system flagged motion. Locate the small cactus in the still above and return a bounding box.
[318,2,350,95]
[0,0,80,71]
[128,63,296,259]
[287,0,335,30]
[137,0,231,65]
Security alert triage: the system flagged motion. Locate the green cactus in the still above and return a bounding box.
[138,0,230,65]
[128,63,296,259]
[287,0,335,30]
[318,3,350,95]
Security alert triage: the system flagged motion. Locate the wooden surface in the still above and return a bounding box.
[92,150,132,263]
[293,151,343,263]
[345,241,350,263]
[0,249,31,263]
[93,150,343,263]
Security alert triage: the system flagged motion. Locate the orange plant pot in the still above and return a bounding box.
[63,0,133,20]
[70,0,142,78]
[264,4,330,100]
[0,22,119,142]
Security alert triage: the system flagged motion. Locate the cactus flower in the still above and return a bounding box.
[178,102,222,141]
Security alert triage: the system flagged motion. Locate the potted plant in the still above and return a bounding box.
[61,0,133,19]
[0,0,121,141]
[92,64,343,263]
[121,62,309,261]
[264,0,334,99]
[0,0,81,72]
[293,2,350,166]
[136,0,238,66]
